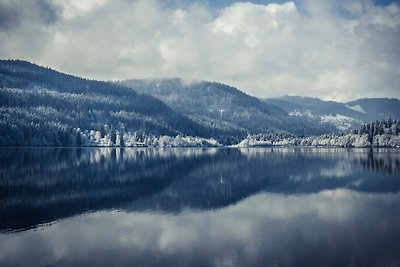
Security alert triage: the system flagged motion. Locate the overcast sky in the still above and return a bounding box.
[0,0,399,101]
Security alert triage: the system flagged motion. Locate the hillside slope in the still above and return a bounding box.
[120,79,335,137]
[346,98,400,120]
[0,60,210,146]
[263,96,400,131]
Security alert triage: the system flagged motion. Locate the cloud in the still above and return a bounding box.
[56,0,110,19]
[0,0,399,101]
[0,0,59,30]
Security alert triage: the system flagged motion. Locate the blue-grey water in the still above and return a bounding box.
[0,147,400,267]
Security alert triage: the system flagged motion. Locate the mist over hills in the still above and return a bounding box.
[0,59,399,147]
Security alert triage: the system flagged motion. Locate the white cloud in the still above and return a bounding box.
[363,2,400,29]
[57,0,110,19]
[0,0,399,101]
[211,2,297,46]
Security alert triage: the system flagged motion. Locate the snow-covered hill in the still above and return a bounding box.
[263,96,400,132]
[1,60,399,147]
[0,60,212,146]
[120,79,336,138]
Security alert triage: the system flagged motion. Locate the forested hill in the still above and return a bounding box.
[0,59,213,146]
[120,78,336,136]
[346,98,400,120]
[5,59,390,147]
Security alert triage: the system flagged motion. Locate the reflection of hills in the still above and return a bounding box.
[0,148,212,231]
[130,148,400,211]
[1,148,399,231]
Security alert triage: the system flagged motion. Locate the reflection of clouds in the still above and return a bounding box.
[1,189,400,267]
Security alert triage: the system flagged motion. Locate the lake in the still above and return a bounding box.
[0,147,399,267]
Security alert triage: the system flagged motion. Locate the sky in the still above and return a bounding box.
[0,0,399,101]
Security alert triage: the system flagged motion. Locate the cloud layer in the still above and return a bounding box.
[0,0,399,101]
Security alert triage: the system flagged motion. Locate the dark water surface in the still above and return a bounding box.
[0,147,400,267]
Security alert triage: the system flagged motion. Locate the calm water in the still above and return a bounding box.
[0,147,400,267]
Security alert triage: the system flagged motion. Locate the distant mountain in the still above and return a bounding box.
[346,98,400,120]
[0,60,210,146]
[263,96,400,131]
[120,79,335,139]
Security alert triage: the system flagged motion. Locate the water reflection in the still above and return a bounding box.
[0,147,399,232]
[1,190,400,267]
[0,148,400,267]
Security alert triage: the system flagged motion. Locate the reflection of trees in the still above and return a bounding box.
[352,149,400,176]
[0,148,212,231]
[1,148,399,232]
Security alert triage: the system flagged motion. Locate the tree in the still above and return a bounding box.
[76,128,82,147]
[110,127,116,145]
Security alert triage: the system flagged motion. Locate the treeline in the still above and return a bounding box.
[352,118,400,142]
[0,119,220,147]
[237,119,400,148]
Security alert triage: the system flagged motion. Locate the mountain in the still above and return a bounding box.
[346,98,400,120]
[120,78,336,140]
[0,59,210,146]
[5,59,394,147]
[1,60,337,147]
[263,96,400,131]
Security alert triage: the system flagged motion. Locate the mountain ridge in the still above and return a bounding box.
[0,59,215,145]
[119,78,336,136]
[1,59,399,146]
[262,95,400,131]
